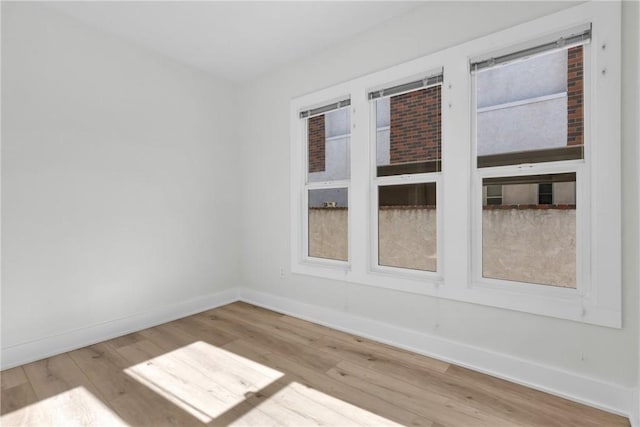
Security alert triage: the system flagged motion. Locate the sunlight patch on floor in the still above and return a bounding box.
[1,386,126,427]
[124,340,284,423]
[233,381,402,426]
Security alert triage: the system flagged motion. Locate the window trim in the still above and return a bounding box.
[290,1,621,328]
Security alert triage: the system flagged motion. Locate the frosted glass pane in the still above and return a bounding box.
[477,50,567,107]
[476,46,584,167]
[482,173,576,288]
[378,183,436,272]
[477,97,568,156]
[308,188,348,261]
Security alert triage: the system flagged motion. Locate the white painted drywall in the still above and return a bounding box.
[1,4,241,349]
[632,0,640,424]
[237,0,638,392]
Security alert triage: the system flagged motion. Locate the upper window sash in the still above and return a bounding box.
[371,71,444,177]
[471,33,588,168]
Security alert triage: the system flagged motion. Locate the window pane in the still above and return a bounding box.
[378,183,436,272]
[376,85,441,177]
[476,46,584,167]
[482,173,576,287]
[308,108,350,182]
[308,188,348,261]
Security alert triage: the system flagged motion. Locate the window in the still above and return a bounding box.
[291,2,621,327]
[485,185,503,206]
[302,99,351,263]
[538,183,554,205]
[472,25,589,290]
[370,71,443,274]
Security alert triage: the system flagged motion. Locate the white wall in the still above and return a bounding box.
[1,3,241,355]
[238,0,638,399]
[632,1,640,424]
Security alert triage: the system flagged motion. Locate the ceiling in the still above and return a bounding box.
[48,1,423,82]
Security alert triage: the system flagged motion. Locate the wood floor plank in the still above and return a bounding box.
[170,314,239,347]
[22,353,105,402]
[231,301,286,320]
[337,345,557,427]
[107,331,146,349]
[69,342,139,402]
[69,341,203,426]
[115,338,172,366]
[192,309,342,373]
[307,329,558,426]
[327,360,515,427]
[1,302,630,427]
[217,303,321,346]
[20,353,127,426]
[138,322,201,352]
[117,335,319,426]
[1,382,48,427]
[444,365,630,427]
[280,314,450,374]
[208,395,283,427]
[1,382,38,415]
[118,337,292,425]
[232,380,355,427]
[250,380,376,426]
[224,338,433,427]
[310,332,450,376]
[275,380,402,426]
[0,366,29,390]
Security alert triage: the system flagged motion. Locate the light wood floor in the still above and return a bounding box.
[1,302,630,426]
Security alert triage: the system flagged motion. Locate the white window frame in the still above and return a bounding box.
[471,164,586,295]
[290,1,621,327]
[297,97,352,273]
[369,77,444,282]
[470,35,591,295]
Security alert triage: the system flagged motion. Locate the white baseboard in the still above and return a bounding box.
[0,288,239,370]
[631,388,640,427]
[238,287,635,421]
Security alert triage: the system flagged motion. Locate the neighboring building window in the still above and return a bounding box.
[485,185,503,206]
[303,100,351,262]
[473,26,588,289]
[538,183,554,205]
[371,72,442,273]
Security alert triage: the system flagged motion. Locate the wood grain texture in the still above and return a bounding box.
[1,302,630,426]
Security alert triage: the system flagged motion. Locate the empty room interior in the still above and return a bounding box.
[2,1,640,426]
